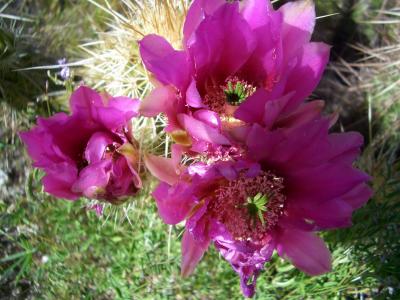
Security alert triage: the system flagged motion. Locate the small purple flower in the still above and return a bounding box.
[20,86,142,203]
[58,58,71,80]
[88,203,104,216]
[139,0,330,153]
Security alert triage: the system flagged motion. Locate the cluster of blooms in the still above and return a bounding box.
[21,0,372,297]
[20,87,142,204]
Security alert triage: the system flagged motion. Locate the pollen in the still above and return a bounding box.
[208,171,285,243]
[223,77,256,106]
[202,77,256,115]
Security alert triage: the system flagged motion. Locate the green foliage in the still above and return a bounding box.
[0,18,48,108]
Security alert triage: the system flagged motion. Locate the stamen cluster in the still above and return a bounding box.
[209,171,285,243]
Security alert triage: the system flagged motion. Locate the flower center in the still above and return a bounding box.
[199,145,243,164]
[104,142,121,160]
[203,77,256,115]
[224,77,255,106]
[209,171,285,243]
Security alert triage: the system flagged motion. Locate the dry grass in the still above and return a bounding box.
[75,0,188,98]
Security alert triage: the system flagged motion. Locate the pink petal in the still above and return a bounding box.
[246,124,285,161]
[183,0,226,45]
[70,86,103,119]
[144,154,181,185]
[326,132,364,164]
[263,93,293,129]
[286,163,371,200]
[283,42,331,113]
[277,229,332,276]
[72,160,112,199]
[108,96,140,117]
[239,10,283,86]
[342,183,373,210]
[235,89,271,124]
[188,3,256,82]
[117,143,142,189]
[19,115,71,168]
[240,0,273,29]
[269,119,331,169]
[96,104,137,131]
[275,123,363,171]
[37,115,97,162]
[106,155,140,198]
[227,124,251,144]
[171,144,184,169]
[140,85,178,117]
[42,162,79,200]
[193,109,221,128]
[153,182,196,225]
[280,0,316,61]
[139,34,190,90]
[84,132,114,164]
[181,230,210,277]
[178,114,230,145]
[287,196,354,229]
[216,163,237,181]
[276,100,325,129]
[186,79,205,108]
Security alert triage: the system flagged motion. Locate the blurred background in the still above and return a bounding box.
[0,0,399,299]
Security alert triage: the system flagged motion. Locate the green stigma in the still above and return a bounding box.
[224,79,255,106]
[246,193,269,227]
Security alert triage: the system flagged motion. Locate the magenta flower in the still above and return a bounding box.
[145,99,372,297]
[139,0,330,152]
[20,86,142,203]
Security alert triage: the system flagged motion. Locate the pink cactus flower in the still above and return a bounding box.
[145,99,372,297]
[20,86,142,203]
[139,0,330,153]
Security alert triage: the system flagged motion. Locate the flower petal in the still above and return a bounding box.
[193,109,221,128]
[139,34,190,90]
[84,132,114,164]
[107,96,140,117]
[42,162,79,200]
[72,160,112,199]
[117,143,142,189]
[276,100,325,129]
[240,0,273,29]
[181,230,210,277]
[178,114,230,145]
[239,10,283,86]
[140,85,178,117]
[287,196,354,229]
[186,79,205,108]
[188,3,256,82]
[106,156,140,199]
[235,89,271,124]
[283,42,331,113]
[70,86,103,120]
[153,182,196,225]
[247,124,285,161]
[97,96,140,130]
[263,93,293,129]
[326,132,364,164]
[286,163,371,200]
[277,229,332,276]
[183,0,226,45]
[280,0,316,61]
[144,154,181,185]
[342,183,373,210]
[19,114,72,168]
